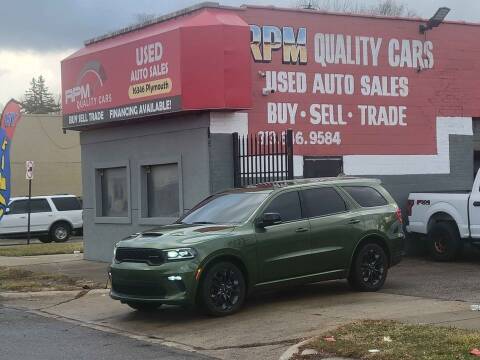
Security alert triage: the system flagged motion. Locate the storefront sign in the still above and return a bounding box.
[62,31,182,128]
[61,8,251,129]
[245,10,480,156]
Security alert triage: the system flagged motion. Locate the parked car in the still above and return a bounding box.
[407,170,480,261]
[0,195,83,243]
[109,178,404,316]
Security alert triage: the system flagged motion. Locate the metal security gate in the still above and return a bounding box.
[233,130,293,187]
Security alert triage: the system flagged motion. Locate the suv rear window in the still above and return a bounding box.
[342,186,388,207]
[300,187,346,218]
[52,197,82,211]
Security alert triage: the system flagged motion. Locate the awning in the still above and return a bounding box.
[61,7,251,129]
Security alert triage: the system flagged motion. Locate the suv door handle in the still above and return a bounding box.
[474,201,480,207]
[348,219,361,225]
[295,227,309,233]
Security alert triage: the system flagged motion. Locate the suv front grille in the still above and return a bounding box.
[112,282,166,297]
[115,247,164,265]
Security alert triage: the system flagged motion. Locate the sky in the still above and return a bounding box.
[1,0,479,107]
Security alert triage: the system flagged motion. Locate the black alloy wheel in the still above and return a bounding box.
[349,243,388,292]
[199,262,246,316]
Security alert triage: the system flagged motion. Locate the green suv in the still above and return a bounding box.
[110,178,404,316]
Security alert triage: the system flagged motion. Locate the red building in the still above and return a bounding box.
[61,3,480,260]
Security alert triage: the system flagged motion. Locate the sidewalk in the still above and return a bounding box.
[3,280,480,360]
[0,253,109,285]
[2,255,480,360]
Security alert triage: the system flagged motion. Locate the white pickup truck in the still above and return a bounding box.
[407,172,480,261]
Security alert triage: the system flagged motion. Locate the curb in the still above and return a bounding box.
[0,288,109,299]
[279,338,315,360]
[279,337,354,360]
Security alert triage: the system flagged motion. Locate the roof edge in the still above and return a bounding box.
[84,2,480,47]
[241,4,480,27]
[84,2,243,46]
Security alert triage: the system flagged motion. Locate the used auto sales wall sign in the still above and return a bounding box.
[243,7,480,156]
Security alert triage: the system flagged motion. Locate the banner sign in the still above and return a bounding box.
[245,9,480,156]
[0,99,22,217]
[62,30,182,128]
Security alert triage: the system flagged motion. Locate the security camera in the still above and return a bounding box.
[262,88,276,96]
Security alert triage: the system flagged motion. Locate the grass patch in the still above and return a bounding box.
[301,320,480,360]
[0,266,101,292]
[0,242,83,257]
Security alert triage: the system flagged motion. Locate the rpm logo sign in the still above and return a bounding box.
[64,60,112,111]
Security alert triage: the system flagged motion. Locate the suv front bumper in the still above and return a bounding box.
[109,260,199,306]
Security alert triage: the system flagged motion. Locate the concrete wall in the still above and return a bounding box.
[10,114,81,197]
[209,133,234,193]
[81,113,211,261]
[377,135,473,211]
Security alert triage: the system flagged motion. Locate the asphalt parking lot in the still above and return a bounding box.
[382,249,480,303]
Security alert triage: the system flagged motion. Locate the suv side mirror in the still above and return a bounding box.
[258,212,282,227]
[5,207,10,215]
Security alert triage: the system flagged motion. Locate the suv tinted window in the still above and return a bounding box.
[343,186,388,207]
[8,199,51,214]
[52,197,82,211]
[264,191,302,222]
[30,199,51,213]
[9,200,27,214]
[300,187,346,218]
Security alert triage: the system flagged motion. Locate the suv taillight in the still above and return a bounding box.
[395,208,403,224]
[406,199,414,217]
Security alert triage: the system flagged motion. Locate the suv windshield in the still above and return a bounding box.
[179,192,270,225]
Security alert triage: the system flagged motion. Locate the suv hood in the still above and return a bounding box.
[116,223,236,249]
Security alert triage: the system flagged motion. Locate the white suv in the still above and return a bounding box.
[0,195,83,243]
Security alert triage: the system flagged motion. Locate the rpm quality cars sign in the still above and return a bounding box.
[244,8,480,156]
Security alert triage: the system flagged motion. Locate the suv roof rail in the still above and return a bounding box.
[249,176,380,189]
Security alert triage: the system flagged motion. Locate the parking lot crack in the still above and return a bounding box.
[38,289,90,310]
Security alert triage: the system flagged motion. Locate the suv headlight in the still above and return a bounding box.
[163,248,196,261]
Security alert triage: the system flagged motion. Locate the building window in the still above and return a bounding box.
[99,167,128,217]
[143,163,180,218]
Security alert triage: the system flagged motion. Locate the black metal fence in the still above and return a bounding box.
[233,130,294,187]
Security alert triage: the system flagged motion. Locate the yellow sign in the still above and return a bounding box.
[128,78,172,99]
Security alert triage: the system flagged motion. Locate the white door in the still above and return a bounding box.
[469,170,480,238]
[0,200,29,234]
[29,199,53,232]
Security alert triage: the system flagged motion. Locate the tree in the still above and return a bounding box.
[296,0,417,17]
[22,75,60,114]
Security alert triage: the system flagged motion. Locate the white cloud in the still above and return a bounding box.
[0,49,73,106]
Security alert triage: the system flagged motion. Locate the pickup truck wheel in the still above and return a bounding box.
[38,235,52,243]
[348,243,388,292]
[50,222,71,243]
[198,261,246,317]
[428,222,461,261]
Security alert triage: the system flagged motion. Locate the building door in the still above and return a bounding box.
[303,157,343,178]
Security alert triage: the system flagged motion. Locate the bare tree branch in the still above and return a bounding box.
[295,0,417,17]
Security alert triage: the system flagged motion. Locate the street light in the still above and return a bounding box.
[420,7,451,34]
